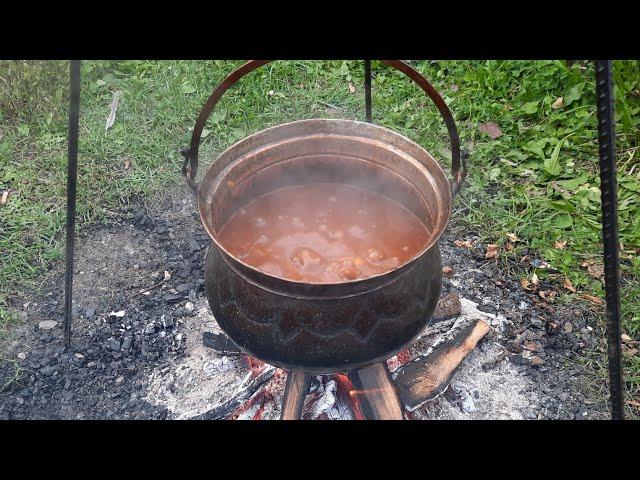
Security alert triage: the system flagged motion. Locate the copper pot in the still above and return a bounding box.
[181,61,466,374]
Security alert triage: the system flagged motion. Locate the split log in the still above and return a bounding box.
[190,366,276,420]
[392,318,492,412]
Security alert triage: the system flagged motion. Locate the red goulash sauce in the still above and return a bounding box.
[218,183,430,283]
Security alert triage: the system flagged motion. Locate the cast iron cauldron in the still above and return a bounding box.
[180,60,466,374]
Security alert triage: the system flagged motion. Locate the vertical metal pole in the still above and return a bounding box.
[64,60,81,350]
[364,60,372,123]
[594,60,624,420]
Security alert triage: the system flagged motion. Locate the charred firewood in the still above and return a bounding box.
[202,332,243,355]
[191,366,276,420]
[392,318,491,412]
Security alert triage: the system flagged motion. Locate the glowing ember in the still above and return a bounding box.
[333,374,365,420]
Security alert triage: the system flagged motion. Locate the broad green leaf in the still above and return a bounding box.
[523,138,550,159]
[549,200,577,212]
[544,133,574,177]
[558,173,590,191]
[564,82,585,106]
[522,101,539,114]
[554,214,574,229]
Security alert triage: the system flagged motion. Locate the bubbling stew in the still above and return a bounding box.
[217,183,430,283]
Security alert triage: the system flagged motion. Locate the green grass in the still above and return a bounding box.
[1,60,639,413]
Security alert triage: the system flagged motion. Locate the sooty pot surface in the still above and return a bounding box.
[197,119,453,373]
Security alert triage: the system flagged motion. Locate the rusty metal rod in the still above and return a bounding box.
[364,60,372,122]
[64,60,81,349]
[594,59,624,420]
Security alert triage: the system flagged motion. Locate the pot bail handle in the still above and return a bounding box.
[181,60,271,192]
[181,60,467,196]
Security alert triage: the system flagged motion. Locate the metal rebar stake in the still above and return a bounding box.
[64,60,81,349]
[594,60,624,420]
[364,60,372,122]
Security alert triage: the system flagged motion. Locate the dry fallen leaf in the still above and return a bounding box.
[0,190,8,205]
[531,272,539,285]
[552,96,564,109]
[581,294,604,305]
[348,83,356,94]
[627,399,640,409]
[478,121,503,139]
[485,244,499,259]
[563,277,576,293]
[520,278,533,291]
[555,239,567,250]
[506,232,518,242]
[524,341,539,352]
[539,290,557,301]
[581,260,604,279]
[123,158,131,171]
[164,270,171,281]
[505,242,514,251]
[622,333,633,343]
[454,239,474,248]
[105,90,123,131]
[442,266,454,276]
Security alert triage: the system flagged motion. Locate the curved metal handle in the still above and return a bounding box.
[182,60,466,196]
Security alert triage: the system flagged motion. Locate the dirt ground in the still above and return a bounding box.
[0,188,609,420]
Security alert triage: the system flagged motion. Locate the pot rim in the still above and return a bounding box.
[196,118,452,287]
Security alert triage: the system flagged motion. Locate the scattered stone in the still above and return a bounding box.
[17,352,27,360]
[163,294,182,304]
[530,356,545,366]
[107,339,121,352]
[442,266,454,277]
[184,302,195,312]
[432,293,462,321]
[38,320,58,330]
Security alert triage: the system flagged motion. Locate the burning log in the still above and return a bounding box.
[348,363,404,420]
[392,318,492,412]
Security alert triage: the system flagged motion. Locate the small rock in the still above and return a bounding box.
[161,315,174,328]
[121,336,132,350]
[563,322,573,333]
[176,283,190,293]
[17,352,27,360]
[184,302,195,312]
[74,353,85,360]
[107,338,121,352]
[163,294,182,304]
[530,356,545,366]
[38,320,58,330]
[432,293,462,321]
[144,322,157,335]
[442,266,454,277]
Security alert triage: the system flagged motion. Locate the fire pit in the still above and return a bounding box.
[180,60,468,419]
